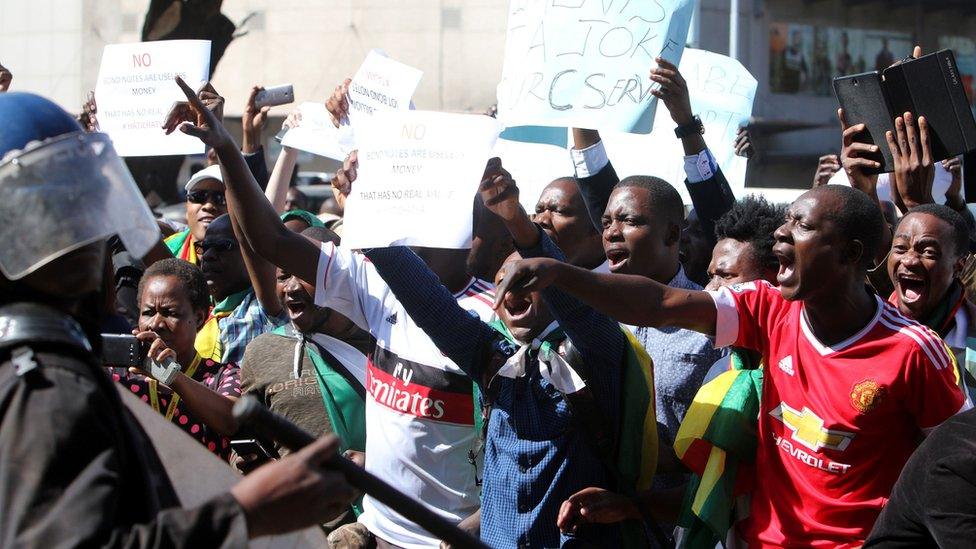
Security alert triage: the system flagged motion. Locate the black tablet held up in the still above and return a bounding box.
[833,49,976,174]
[833,71,894,175]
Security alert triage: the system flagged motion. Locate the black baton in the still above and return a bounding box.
[232,395,489,549]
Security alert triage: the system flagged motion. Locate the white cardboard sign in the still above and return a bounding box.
[496,0,693,134]
[342,111,502,249]
[95,40,211,157]
[339,50,423,151]
[280,102,346,161]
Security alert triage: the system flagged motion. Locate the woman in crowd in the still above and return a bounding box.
[163,165,227,266]
[110,258,241,459]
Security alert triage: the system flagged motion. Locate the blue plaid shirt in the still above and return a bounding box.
[366,231,626,548]
[218,289,287,365]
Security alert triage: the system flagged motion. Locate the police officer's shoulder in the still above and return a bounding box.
[0,303,100,384]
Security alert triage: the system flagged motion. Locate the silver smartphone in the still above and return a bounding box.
[255,84,295,109]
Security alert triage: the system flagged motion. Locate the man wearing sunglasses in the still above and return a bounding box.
[164,164,227,266]
[196,214,287,364]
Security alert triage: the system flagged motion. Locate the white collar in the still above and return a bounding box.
[800,295,883,356]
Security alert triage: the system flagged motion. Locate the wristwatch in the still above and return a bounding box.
[674,115,704,139]
[147,356,182,385]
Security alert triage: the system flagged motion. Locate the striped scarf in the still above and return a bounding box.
[164,229,198,265]
[673,348,763,548]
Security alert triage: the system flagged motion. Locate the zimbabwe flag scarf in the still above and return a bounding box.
[164,229,198,265]
[673,348,763,548]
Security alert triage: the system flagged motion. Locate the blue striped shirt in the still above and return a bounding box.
[366,230,626,548]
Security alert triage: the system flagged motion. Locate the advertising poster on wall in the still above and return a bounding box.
[772,23,913,97]
[770,23,814,94]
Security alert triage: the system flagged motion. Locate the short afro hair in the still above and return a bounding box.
[811,185,885,270]
[615,175,684,226]
[714,195,786,270]
[901,203,971,258]
[138,258,210,313]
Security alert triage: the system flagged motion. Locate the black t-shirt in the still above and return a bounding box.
[865,407,976,548]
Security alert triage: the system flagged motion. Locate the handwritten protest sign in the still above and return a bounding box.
[342,111,502,249]
[95,40,210,156]
[497,0,693,134]
[339,50,423,151]
[279,102,346,160]
[601,48,757,202]
[667,48,756,186]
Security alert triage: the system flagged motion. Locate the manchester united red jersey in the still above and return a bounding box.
[711,281,969,547]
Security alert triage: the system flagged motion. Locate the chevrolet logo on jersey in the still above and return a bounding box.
[769,403,855,452]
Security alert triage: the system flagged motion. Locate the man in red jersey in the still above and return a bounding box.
[495,184,970,547]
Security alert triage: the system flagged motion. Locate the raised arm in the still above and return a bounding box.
[652,57,735,239]
[364,247,497,382]
[571,128,619,231]
[265,146,298,214]
[222,175,281,316]
[265,109,302,213]
[241,85,272,188]
[942,156,976,246]
[685,163,735,243]
[496,257,717,335]
[173,76,320,285]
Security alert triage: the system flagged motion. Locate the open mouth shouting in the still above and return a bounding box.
[503,293,534,323]
[895,272,927,304]
[284,296,311,321]
[605,247,630,271]
[773,244,796,287]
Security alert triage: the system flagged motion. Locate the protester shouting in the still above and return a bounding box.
[176,75,494,549]
[560,59,733,542]
[239,226,373,534]
[887,204,976,399]
[495,184,969,547]
[360,158,640,546]
[570,58,736,285]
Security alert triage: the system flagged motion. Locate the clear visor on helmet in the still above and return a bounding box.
[0,132,159,279]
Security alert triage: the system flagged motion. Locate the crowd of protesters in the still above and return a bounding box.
[2,41,976,549]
